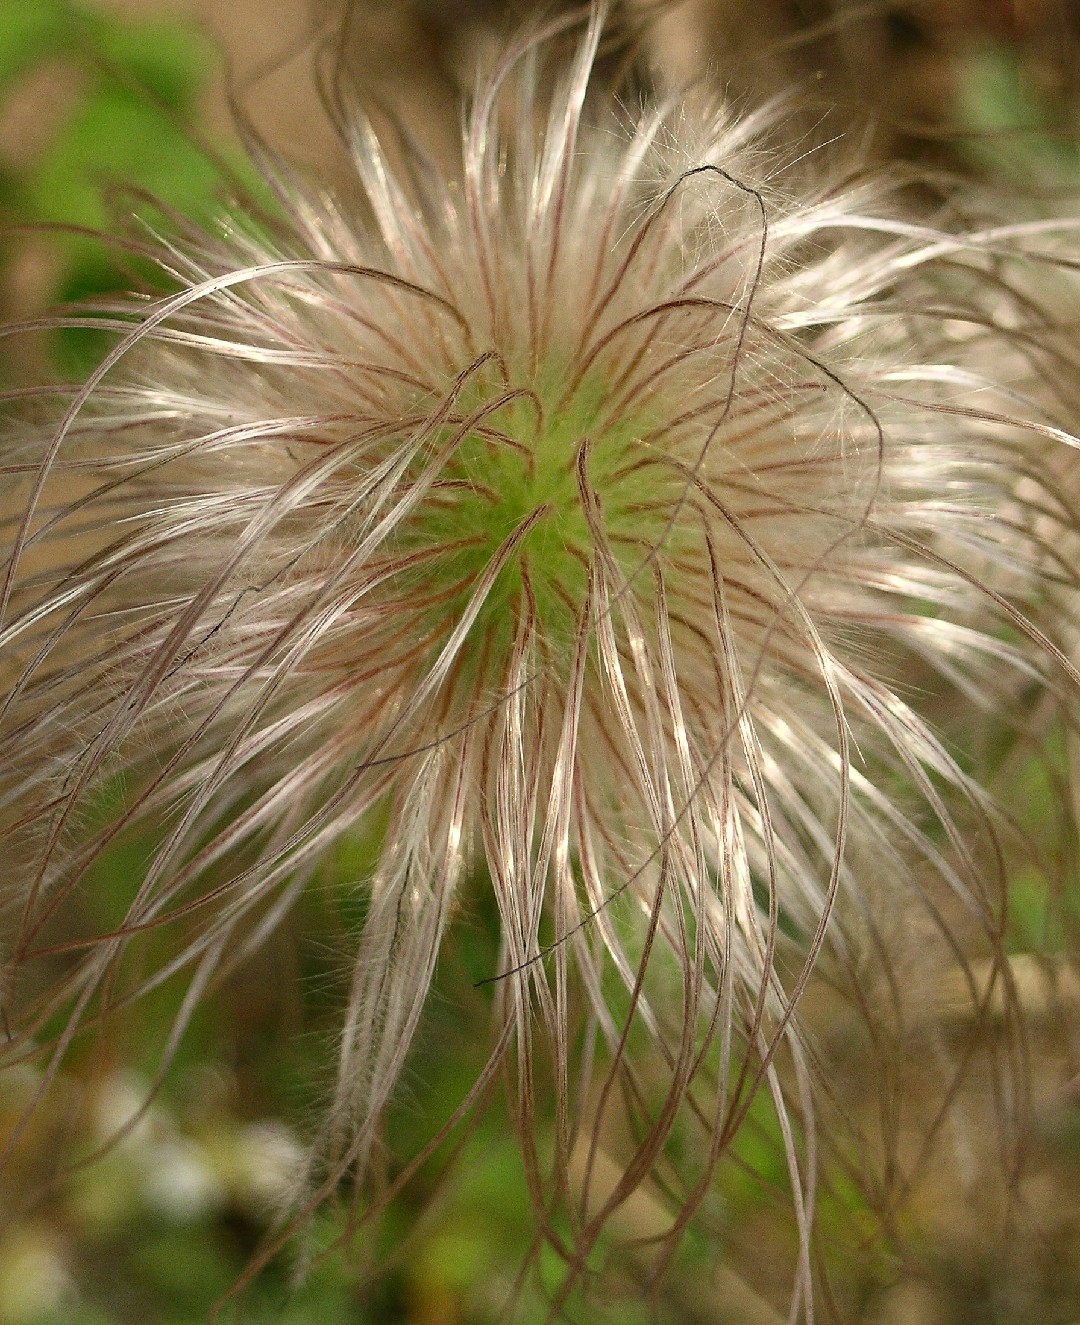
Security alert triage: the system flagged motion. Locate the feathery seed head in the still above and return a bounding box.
[3,7,1079,1307]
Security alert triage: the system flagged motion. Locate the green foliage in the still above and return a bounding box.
[0,1,68,89]
[956,41,1080,183]
[0,0,236,376]
[1002,736,1079,955]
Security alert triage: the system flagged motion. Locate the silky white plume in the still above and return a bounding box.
[2,7,1078,1311]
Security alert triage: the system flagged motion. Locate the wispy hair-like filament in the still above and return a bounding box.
[3,5,1079,1315]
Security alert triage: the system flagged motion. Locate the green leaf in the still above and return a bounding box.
[0,0,68,89]
[26,83,225,375]
[956,42,1080,182]
[30,86,221,230]
[73,7,211,112]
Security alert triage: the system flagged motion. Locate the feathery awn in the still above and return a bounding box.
[2,6,1079,1309]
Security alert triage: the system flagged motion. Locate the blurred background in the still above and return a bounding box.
[1,2,1079,1322]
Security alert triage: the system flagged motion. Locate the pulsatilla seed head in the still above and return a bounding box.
[2,5,1079,1309]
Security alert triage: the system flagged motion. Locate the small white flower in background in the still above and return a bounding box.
[2,4,1078,1310]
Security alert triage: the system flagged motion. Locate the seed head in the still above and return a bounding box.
[2,6,1078,1308]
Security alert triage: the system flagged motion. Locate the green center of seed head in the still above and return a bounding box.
[411,374,676,659]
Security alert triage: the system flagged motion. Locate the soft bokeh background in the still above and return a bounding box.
[1,2,1078,1322]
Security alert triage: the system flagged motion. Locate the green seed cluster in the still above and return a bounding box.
[404,374,680,658]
